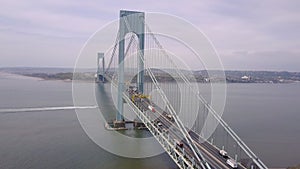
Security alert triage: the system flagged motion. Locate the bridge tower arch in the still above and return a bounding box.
[116,10,145,122]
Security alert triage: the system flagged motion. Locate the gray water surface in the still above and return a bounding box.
[0,74,299,168]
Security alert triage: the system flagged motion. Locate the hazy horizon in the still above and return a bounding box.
[1,66,300,73]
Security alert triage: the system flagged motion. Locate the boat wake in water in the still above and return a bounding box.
[0,106,98,113]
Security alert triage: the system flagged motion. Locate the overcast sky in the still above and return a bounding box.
[1,0,299,71]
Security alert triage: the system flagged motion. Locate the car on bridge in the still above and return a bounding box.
[174,139,183,148]
[219,149,228,158]
[157,121,162,126]
[148,105,156,112]
[162,111,175,122]
[226,158,238,168]
[154,120,163,127]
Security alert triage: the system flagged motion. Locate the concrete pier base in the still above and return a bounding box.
[113,120,126,128]
[134,121,147,129]
[104,120,148,131]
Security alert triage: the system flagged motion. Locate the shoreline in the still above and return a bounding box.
[1,69,300,84]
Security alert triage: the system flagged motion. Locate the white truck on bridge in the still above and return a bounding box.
[226,159,238,168]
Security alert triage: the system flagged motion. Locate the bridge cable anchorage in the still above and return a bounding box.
[140,17,267,169]
[121,15,211,169]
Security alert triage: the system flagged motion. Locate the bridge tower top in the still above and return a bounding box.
[119,10,145,36]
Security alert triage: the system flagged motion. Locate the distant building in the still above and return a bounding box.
[241,75,250,80]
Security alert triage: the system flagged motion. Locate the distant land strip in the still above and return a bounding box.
[1,67,300,83]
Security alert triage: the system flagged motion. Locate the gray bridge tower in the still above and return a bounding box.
[97,52,105,83]
[116,10,145,123]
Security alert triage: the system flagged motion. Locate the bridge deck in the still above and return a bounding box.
[127,88,247,169]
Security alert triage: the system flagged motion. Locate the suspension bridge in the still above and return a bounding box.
[95,10,268,169]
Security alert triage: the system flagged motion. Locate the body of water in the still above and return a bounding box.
[0,73,299,168]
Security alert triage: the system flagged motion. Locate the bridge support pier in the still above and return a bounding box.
[113,120,125,128]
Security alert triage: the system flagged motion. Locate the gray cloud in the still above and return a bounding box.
[0,0,299,71]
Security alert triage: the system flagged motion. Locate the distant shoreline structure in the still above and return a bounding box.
[1,67,300,83]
